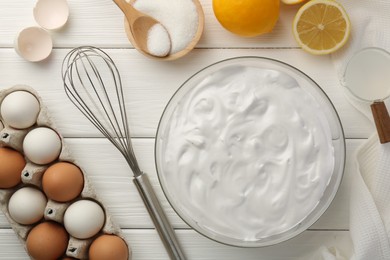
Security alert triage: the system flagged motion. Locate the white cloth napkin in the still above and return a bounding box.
[320,0,390,259]
[349,136,390,259]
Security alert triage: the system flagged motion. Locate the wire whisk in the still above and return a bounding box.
[62,46,185,260]
[62,46,141,175]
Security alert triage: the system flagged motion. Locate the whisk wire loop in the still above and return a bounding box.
[78,50,128,150]
[61,46,142,176]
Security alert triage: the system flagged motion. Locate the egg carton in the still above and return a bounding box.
[0,85,132,259]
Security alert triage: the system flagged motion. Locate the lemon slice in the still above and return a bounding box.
[282,0,306,5]
[293,0,351,55]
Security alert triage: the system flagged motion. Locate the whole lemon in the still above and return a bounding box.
[213,0,280,37]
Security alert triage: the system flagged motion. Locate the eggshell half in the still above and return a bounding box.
[0,121,3,131]
[0,91,40,129]
[33,0,69,30]
[15,27,53,62]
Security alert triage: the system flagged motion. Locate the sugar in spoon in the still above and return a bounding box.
[112,0,171,57]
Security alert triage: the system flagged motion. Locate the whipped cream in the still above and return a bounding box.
[157,66,335,241]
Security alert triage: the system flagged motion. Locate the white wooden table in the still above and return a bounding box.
[0,0,370,259]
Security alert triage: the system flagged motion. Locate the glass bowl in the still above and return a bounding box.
[155,57,345,247]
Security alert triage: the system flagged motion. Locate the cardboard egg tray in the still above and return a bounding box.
[0,85,132,259]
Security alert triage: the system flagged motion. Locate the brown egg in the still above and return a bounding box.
[26,222,69,260]
[0,147,25,188]
[42,162,84,202]
[89,235,129,260]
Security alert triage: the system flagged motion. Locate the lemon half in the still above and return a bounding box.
[293,0,351,55]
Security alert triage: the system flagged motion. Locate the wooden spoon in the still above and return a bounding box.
[112,0,171,57]
[371,102,390,144]
[123,0,204,61]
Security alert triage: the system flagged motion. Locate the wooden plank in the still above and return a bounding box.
[126,229,352,260]
[0,229,27,259]
[0,1,300,48]
[0,138,362,230]
[0,48,373,139]
[0,229,352,260]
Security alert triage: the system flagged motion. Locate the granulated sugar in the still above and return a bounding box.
[147,24,171,57]
[134,0,198,54]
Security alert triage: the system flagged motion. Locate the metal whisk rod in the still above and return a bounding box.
[62,46,185,260]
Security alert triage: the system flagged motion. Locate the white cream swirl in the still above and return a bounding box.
[158,66,335,240]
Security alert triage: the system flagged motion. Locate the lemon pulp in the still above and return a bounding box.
[293,0,351,55]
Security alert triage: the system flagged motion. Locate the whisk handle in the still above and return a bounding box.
[133,173,186,260]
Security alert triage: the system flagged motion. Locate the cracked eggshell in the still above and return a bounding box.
[23,127,62,165]
[33,0,69,30]
[15,27,52,62]
[0,91,40,129]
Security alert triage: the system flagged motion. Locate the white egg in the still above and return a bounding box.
[1,91,40,129]
[8,187,47,225]
[23,127,62,165]
[64,200,105,239]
